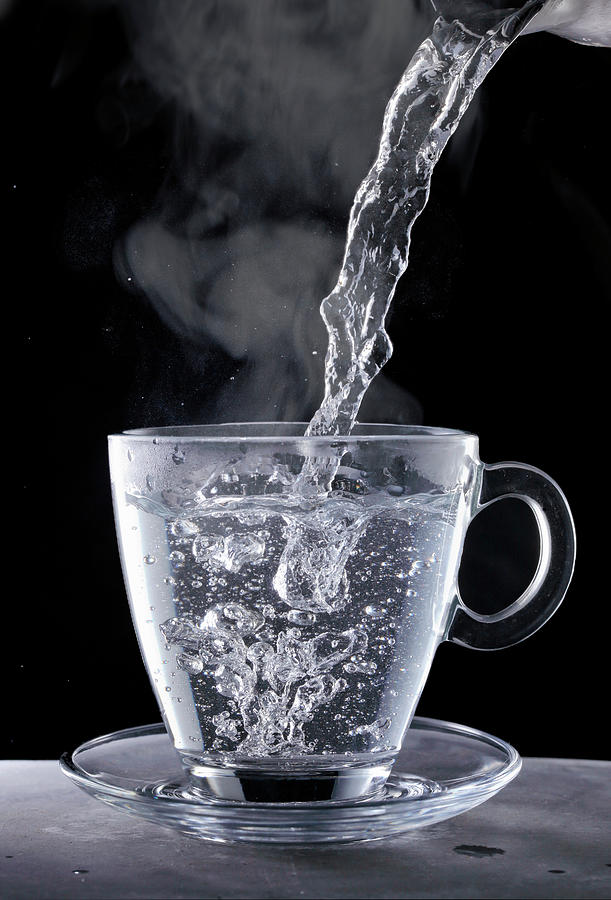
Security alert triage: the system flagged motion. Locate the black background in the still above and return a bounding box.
[4,0,609,762]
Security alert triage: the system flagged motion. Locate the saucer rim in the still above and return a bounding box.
[60,716,522,813]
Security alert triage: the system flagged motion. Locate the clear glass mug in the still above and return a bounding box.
[108,424,575,802]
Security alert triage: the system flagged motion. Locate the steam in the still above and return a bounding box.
[109,0,429,423]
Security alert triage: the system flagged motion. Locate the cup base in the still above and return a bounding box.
[184,760,393,802]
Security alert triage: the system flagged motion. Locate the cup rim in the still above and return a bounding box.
[108,422,477,442]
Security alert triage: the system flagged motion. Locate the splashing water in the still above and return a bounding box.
[160,601,366,756]
[125,490,455,759]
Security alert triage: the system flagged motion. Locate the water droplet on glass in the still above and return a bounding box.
[172,446,186,465]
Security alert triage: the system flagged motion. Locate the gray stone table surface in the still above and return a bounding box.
[0,759,609,900]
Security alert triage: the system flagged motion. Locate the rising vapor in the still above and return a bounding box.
[109,0,429,423]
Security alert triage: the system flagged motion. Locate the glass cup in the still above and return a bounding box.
[108,423,575,802]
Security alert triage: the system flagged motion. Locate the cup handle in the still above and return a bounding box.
[447,462,576,650]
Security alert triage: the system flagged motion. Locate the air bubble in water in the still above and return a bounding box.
[306,629,367,675]
[176,652,204,676]
[171,519,198,538]
[257,626,276,643]
[215,663,255,701]
[222,602,264,636]
[355,717,391,743]
[212,711,240,742]
[272,506,363,612]
[287,609,316,625]
[143,555,156,565]
[290,673,344,723]
[224,533,266,572]
[344,657,378,675]
[192,533,224,564]
[246,641,273,663]
[201,602,264,637]
[193,532,265,573]
[169,550,185,566]
[364,604,385,618]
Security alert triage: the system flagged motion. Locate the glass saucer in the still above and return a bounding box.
[60,717,520,844]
